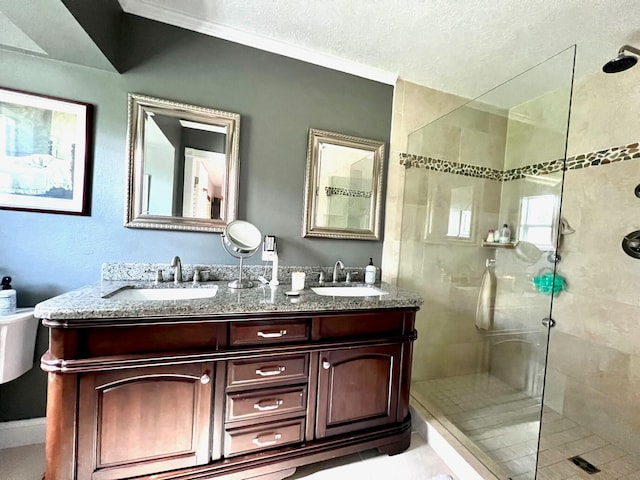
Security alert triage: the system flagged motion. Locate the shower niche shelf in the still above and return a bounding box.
[482,241,517,249]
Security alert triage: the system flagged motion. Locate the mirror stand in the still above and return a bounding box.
[228,256,252,289]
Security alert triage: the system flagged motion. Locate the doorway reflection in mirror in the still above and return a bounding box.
[142,115,227,220]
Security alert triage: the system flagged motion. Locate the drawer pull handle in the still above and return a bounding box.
[252,432,282,447]
[200,373,211,384]
[257,329,287,338]
[322,361,331,370]
[255,366,286,376]
[253,398,284,411]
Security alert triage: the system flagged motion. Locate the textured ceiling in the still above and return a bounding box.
[118,0,640,100]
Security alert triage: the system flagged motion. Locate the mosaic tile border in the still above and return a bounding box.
[398,155,502,181]
[324,186,372,198]
[502,159,565,181]
[400,142,640,181]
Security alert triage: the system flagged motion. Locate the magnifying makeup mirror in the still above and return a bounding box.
[221,220,262,288]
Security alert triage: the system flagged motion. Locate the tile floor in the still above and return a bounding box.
[412,373,640,480]
[0,433,457,480]
[0,443,45,480]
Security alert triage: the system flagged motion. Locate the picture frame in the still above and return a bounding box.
[0,87,92,215]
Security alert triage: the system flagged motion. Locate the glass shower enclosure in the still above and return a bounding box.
[399,47,575,479]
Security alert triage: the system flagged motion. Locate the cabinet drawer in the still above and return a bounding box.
[229,320,309,346]
[79,323,226,357]
[227,354,308,388]
[312,311,406,340]
[226,386,307,422]
[224,419,304,457]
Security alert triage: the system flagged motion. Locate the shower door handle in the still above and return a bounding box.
[541,317,556,328]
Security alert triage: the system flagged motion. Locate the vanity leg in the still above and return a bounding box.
[44,372,78,480]
[376,431,412,456]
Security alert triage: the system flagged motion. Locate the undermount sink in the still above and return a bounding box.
[311,286,388,297]
[106,286,219,301]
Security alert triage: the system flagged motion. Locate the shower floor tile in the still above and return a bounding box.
[412,373,640,480]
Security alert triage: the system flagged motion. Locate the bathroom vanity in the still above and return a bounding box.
[36,280,421,480]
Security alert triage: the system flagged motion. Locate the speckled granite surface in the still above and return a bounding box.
[35,276,422,323]
[100,262,378,283]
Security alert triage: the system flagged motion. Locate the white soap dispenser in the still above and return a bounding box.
[0,276,17,315]
[365,258,377,285]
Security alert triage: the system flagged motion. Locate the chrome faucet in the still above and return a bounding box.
[332,260,344,283]
[170,256,183,284]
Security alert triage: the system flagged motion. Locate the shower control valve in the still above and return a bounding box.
[541,317,556,328]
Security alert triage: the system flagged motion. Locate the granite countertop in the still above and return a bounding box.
[34,280,423,322]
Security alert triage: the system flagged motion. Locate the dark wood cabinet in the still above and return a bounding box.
[42,309,417,480]
[76,363,214,480]
[316,344,402,438]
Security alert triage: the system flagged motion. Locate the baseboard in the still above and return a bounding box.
[410,400,498,480]
[0,417,46,449]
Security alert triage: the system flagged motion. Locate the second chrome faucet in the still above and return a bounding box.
[170,256,183,283]
[332,260,344,283]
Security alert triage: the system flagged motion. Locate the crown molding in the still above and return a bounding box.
[118,0,398,85]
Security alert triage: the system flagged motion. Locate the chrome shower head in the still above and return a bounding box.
[603,45,640,73]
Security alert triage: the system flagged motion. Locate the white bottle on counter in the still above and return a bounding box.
[0,276,17,316]
[365,258,377,285]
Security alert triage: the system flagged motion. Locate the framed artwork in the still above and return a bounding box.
[0,87,92,215]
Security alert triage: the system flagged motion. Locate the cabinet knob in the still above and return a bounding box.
[200,373,211,384]
[322,360,331,370]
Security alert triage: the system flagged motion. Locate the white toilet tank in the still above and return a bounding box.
[0,308,39,384]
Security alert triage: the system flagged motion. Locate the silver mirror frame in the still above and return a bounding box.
[302,128,385,240]
[124,93,241,232]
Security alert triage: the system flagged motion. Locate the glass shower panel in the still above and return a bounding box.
[401,47,575,480]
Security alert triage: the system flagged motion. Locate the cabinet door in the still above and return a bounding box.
[77,363,213,480]
[316,344,401,438]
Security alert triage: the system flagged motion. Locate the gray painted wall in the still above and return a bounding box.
[0,15,393,421]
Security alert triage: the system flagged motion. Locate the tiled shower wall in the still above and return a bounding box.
[390,90,507,381]
[390,75,569,384]
[385,64,640,456]
[382,80,468,286]
[400,169,501,380]
[544,65,640,456]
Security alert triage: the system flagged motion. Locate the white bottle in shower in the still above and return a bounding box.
[498,224,511,243]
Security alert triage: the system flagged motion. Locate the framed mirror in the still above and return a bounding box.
[302,129,385,240]
[124,93,240,232]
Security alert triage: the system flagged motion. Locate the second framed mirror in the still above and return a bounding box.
[302,129,385,240]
